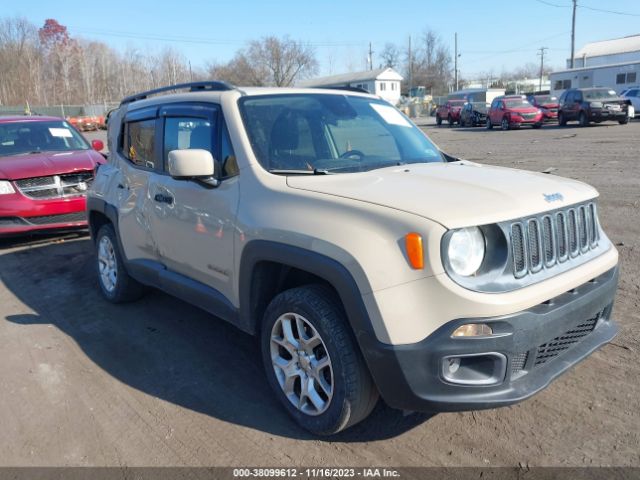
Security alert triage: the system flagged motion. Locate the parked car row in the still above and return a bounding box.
[437,87,635,130]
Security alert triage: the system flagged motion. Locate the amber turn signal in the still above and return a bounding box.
[405,232,424,269]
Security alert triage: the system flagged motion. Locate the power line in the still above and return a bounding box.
[532,0,640,16]
[578,3,640,17]
[67,26,366,48]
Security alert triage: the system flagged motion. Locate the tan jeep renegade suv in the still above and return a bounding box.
[87,82,619,435]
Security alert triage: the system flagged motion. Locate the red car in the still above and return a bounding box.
[435,99,466,126]
[527,94,559,122]
[0,116,105,237]
[486,95,543,130]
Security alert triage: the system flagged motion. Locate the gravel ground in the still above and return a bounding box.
[0,121,638,467]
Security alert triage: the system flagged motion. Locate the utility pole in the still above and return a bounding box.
[537,47,548,92]
[368,42,374,71]
[454,32,458,91]
[408,35,413,95]
[189,60,193,82]
[570,0,577,68]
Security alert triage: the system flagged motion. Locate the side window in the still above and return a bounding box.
[163,117,215,166]
[221,123,239,177]
[574,91,583,102]
[627,72,637,84]
[616,73,626,85]
[123,119,156,169]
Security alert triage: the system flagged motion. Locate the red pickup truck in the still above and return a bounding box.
[435,100,466,126]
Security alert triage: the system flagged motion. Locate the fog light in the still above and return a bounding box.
[452,323,493,338]
[442,353,506,385]
[447,357,461,373]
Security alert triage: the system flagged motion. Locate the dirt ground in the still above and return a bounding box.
[1,121,638,467]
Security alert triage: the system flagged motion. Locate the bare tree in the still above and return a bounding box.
[380,43,400,69]
[246,36,317,86]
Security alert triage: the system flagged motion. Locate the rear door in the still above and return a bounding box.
[115,107,162,263]
[147,103,240,301]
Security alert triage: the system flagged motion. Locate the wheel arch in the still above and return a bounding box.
[238,240,379,343]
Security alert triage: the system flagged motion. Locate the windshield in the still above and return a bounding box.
[535,95,558,105]
[584,89,618,100]
[239,94,443,174]
[505,99,532,108]
[0,120,89,157]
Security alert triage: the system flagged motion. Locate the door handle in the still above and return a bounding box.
[154,193,174,205]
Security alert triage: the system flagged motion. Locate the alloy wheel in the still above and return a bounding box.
[270,312,334,416]
[98,235,118,293]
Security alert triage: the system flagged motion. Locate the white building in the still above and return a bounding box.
[569,34,640,68]
[298,68,404,105]
[549,34,640,97]
[550,61,640,96]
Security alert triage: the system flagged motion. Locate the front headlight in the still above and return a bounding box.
[447,227,485,276]
[0,180,15,195]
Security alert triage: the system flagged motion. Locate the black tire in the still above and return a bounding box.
[558,111,567,126]
[579,111,589,127]
[447,114,454,127]
[501,116,510,131]
[486,117,493,130]
[436,115,442,126]
[532,122,542,129]
[619,116,629,125]
[261,285,378,435]
[95,223,146,303]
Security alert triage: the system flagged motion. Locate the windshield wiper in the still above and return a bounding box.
[268,168,332,175]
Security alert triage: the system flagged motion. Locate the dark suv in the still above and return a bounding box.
[558,88,631,126]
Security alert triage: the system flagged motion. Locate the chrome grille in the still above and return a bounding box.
[511,202,599,279]
[16,172,93,200]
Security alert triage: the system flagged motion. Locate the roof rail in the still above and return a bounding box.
[316,85,371,94]
[120,81,235,106]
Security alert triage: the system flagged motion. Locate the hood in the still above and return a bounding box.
[541,103,559,109]
[286,162,598,229]
[0,150,103,180]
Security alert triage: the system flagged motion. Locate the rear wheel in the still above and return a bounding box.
[579,111,589,127]
[501,116,510,130]
[558,111,567,126]
[95,224,145,303]
[436,115,442,126]
[532,122,542,129]
[486,117,493,130]
[447,114,454,127]
[261,285,378,435]
[619,116,629,125]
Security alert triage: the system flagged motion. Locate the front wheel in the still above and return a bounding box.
[501,116,510,130]
[619,116,629,125]
[579,111,589,127]
[436,115,442,126]
[558,112,567,126]
[447,114,454,127]
[532,122,542,129]
[486,117,493,130]
[261,285,378,435]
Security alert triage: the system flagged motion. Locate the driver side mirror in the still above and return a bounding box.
[168,149,219,188]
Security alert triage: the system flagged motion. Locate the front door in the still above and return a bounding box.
[147,104,240,301]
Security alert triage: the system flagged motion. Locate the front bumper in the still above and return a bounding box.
[361,266,619,412]
[0,194,88,236]
[589,109,627,122]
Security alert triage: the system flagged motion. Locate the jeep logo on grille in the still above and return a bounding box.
[543,193,564,203]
